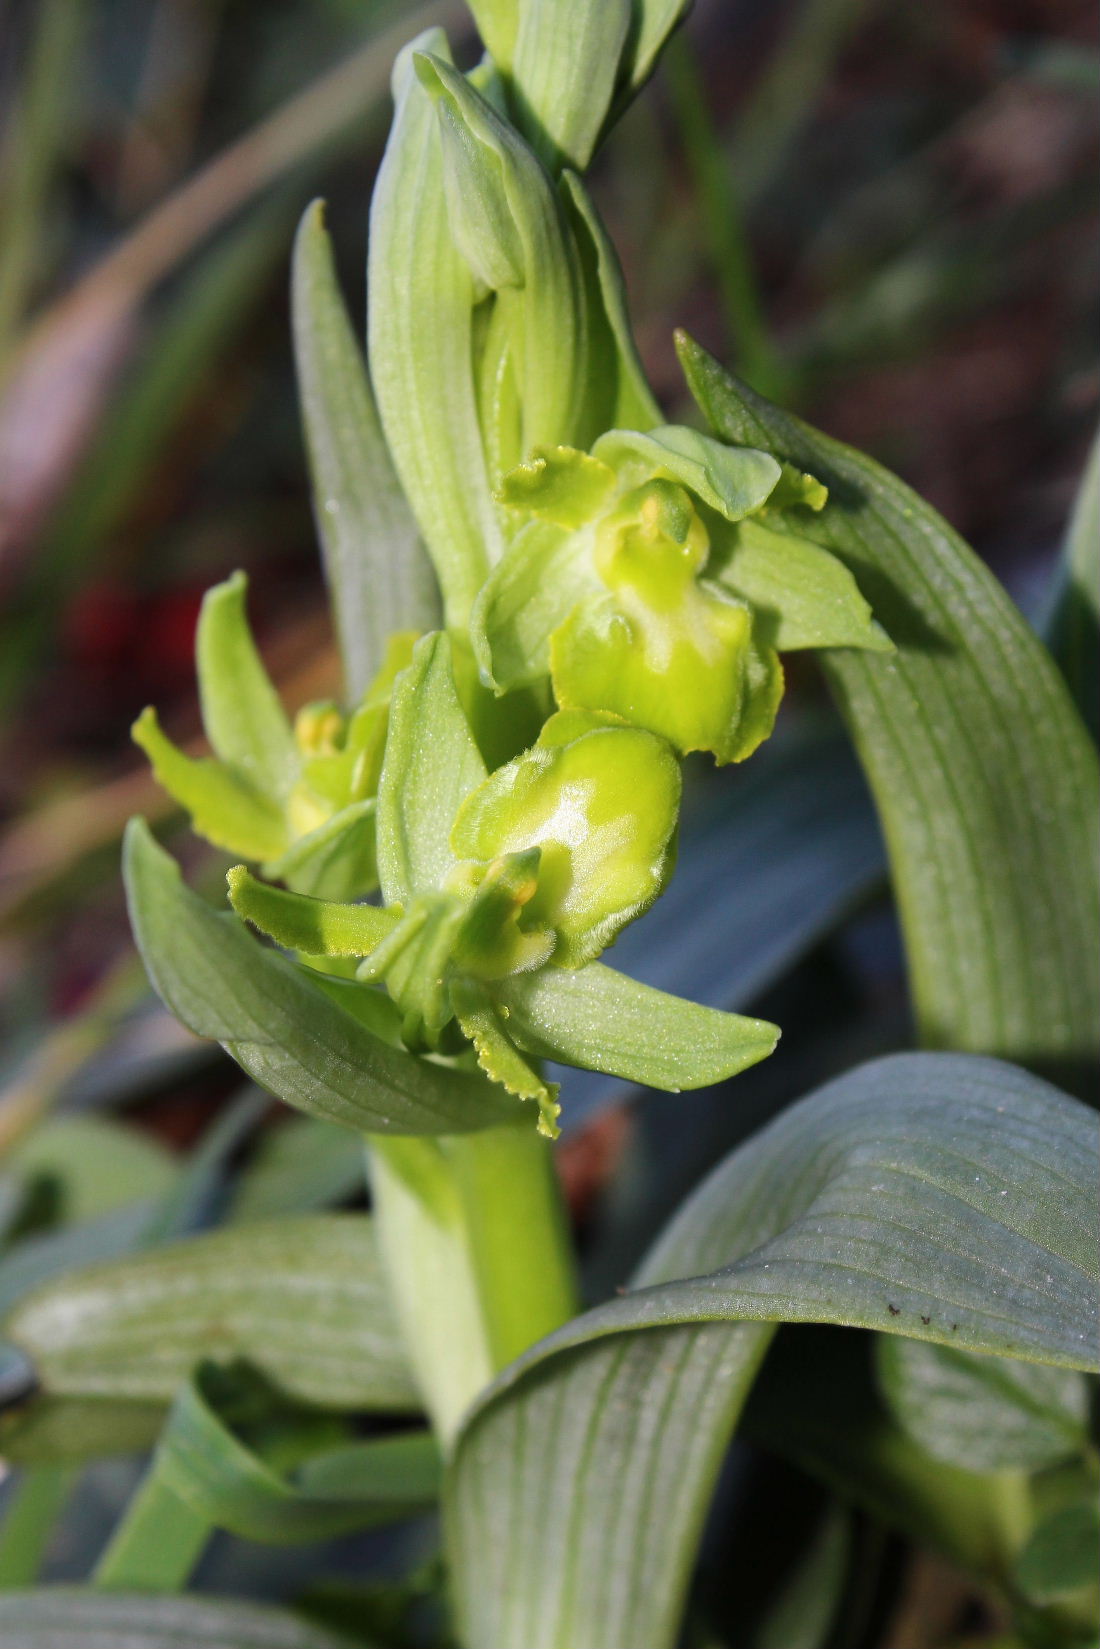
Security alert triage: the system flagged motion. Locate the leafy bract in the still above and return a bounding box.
[291,200,438,700]
[677,332,1100,1072]
[123,819,516,1135]
[3,1215,417,1414]
[445,1054,1100,1649]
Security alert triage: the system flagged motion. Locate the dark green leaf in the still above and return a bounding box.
[446,1054,1099,1649]
[1045,423,1099,740]
[124,819,515,1135]
[1014,1500,1100,1604]
[292,201,438,701]
[678,333,1100,1077]
[876,1336,1090,1473]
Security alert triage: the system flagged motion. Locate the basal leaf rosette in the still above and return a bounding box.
[472,426,892,764]
[227,638,778,1138]
[132,571,415,899]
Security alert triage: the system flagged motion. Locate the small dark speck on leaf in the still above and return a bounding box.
[887,1303,900,1316]
[951,1323,958,1331]
[921,1315,931,1325]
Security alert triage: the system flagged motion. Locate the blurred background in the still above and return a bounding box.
[0,0,1096,1638]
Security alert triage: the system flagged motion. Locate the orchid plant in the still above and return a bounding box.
[0,3,1095,1646]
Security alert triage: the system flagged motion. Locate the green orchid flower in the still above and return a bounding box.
[227,633,778,1137]
[132,571,415,900]
[472,425,892,764]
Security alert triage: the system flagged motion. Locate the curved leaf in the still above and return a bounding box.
[196,574,297,803]
[291,200,438,701]
[124,819,515,1135]
[445,1054,1099,1649]
[4,1215,417,1413]
[676,334,1100,1075]
[0,1589,371,1649]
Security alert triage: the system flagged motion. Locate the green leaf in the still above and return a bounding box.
[619,0,693,100]
[713,517,892,653]
[227,867,399,959]
[1045,422,1099,741]
[677,332,1100,1074]
[508,0,632,172]
[6,1118,176,1225]
[450,714,681,967]
[876,1336,1090,1473]
[375,633,487,904]
[471,517,594,689]
[4,1215,416,1414]
[228,1116,365,1224]
[131,709,289,861]
[291,200,438,702]
[415,53,585,456]
[593,425,782,521]
[498,961,778,1089]
[195,574,297,802]
[150,1363,438,1544]
[368,29,500,624]
[445,1054,1100,1649]
[124,819,516,1135]
[0,1589,372,1649]
[1014,1500,1100,1604]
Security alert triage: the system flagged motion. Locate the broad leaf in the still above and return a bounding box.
[195,574,297,802]
[677,333,1100,1075]
[4,1215,416,1414]
[446,1054,1100,1649]
[6,1118,176,1225]
[499,962,778,1089]
[291,200,437,701]
[124,820,514,1135]
[375,632,486,904]
[876,1335,1090,1473]
[0,1589,372,1648]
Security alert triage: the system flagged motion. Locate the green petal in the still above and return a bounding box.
[712,516,892,653]
[593,425,781,521]
[132,708,289,861]
[227,867,400,958]
[451,715,680,967]
[451,977,561,1138]
[497,446,616,527]
[470,517,596,690]
[196,572,298,801]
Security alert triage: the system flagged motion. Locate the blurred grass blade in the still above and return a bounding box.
[446,1053,1099,1649]
[0,1467,77,1587]
[4,1214,417,1417]
[755,1504,851,1649]
[292,201,438,701]
[0,1589,371,1648]
[0,0,86,363]
[678,334,1100,1081]
[1044,423,1099,741]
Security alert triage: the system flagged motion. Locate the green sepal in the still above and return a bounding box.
[261,801,376,902]
[592,426,782,522]
[451,848,556,980]
[376,632,487,905]
[497,446,616,527]
[498,962,780,1089]
[131,707,289,861]
[711,516,892,653]
[450,712,680,967]
[196,572,297,801]
[451,977,561,1139]
[227,867,400,959]
[470,517,597,691]
[507,0,632,173]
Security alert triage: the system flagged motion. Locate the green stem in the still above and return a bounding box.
[92,1464,210,1591]
[0,1467,77,1587]
[663,34,786,402]
[368,1123,579,1448]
